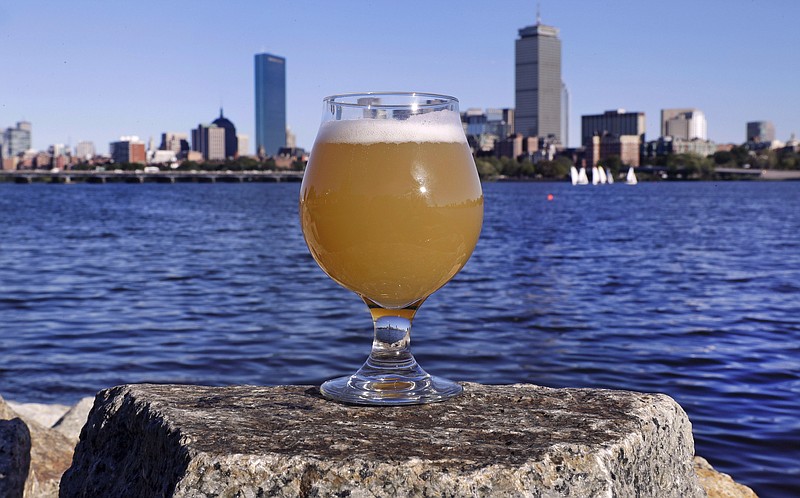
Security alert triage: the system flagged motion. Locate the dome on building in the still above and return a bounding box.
[212,108,238,159]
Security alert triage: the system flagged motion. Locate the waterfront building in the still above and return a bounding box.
[586,134,641,168]
[110,136,146,164]
[212,108,238,159]
[515,13,562,142]
[237,134,249,157]
[747,121,775,142]
[34,152,52,169]
[285,127,296,149]
[254,52,287,156]
[561,82,569,147]
[48,144,69,157]
[661,108,707,140]
[495,134,538,159]
[75,141,96,160]
[646,136,716,158]
[148,150,178,165]
[461,108,514,139]
[191,124,225,161]
[2,121,32,159]
[581,110,645,146]
[160,132,190,157]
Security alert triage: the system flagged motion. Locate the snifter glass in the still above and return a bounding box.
[299,92,483,405]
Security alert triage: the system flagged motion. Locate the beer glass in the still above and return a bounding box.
[299,92,483,405]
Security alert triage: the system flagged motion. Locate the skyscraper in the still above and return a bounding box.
[191,124,225,161]
[661,108,707,140]
[254,53,287,156]
[2,121,32,159]
[515,12,562,142]
[746,121,775,143]
[212,108,238,159]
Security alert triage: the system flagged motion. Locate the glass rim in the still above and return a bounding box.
[323,92,459,109]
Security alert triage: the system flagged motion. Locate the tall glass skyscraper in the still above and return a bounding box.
[515,16,562,143]
[254,53,286,156]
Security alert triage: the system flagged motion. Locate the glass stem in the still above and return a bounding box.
[366,315,416,372]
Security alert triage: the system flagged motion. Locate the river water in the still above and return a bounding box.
[0,180,797,496]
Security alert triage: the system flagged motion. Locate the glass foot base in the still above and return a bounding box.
[321,372,462,406]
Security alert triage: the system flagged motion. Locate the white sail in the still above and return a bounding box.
[606,167,614,184]
[626,166,638,185]
[597,166,608,184]
[591,166,600,185]
[578,167,589,185]
[570,166,579,185]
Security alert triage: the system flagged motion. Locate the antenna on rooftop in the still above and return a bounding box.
[536,0,542,25]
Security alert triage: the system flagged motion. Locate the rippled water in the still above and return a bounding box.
[0,181,798,496]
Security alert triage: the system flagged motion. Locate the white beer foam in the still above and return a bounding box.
[316,110,466,144]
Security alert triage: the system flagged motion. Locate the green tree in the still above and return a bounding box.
[475,158,499,179]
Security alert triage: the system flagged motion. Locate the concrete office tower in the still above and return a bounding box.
[192,124,226,161]
[746,121,775,142]
[75,141,96,160]
[515,12,562,142]
[255,53,287,157]
[581,109,646,146]
[237,134,249,157]
[212,108,239,159]
[661,109,707,140]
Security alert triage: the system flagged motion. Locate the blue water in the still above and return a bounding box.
[0,181,798,496]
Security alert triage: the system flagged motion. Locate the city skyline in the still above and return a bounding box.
[1,1,798,153]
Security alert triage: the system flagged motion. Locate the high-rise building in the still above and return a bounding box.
[746,121,775,142]
[561,82,569,147]
[212,108,238,159]
[2,121,32,159]
[75,141,96,160]
[515,13,562,142]
[192,124,225,161]
[255,52,287,156]
[237,134,249,157]
[160,132,190,156]
[661,108,707,140]
[581,109,646,146]
[110,136,146,164]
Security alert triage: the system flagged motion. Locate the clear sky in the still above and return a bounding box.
[1,0,798,153]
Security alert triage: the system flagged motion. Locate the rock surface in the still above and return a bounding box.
[0,417,31,498]
[52,398,94,444]
[61,383,705,497]
[5,403,70,430]
[1,395,77,498]
[694,456,758,498]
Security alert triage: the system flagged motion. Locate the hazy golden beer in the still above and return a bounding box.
[300,119,483,309]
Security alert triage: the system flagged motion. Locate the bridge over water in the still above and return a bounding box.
[0,170,305,184]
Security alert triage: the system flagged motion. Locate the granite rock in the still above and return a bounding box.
[60,383,705,497]
[694,456,758,498]
[1,394,77,498]
[52,398,95,444]
[5,403,70,430]
[0,417,31,498]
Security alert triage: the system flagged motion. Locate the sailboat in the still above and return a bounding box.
[626,166,638,185]
[577,167,589,185]
[591,166,600,185]
[570,166,579,185]
[606,167,614,184]
[597,166,608,184]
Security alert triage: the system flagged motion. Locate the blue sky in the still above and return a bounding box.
[1,0,797,152]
